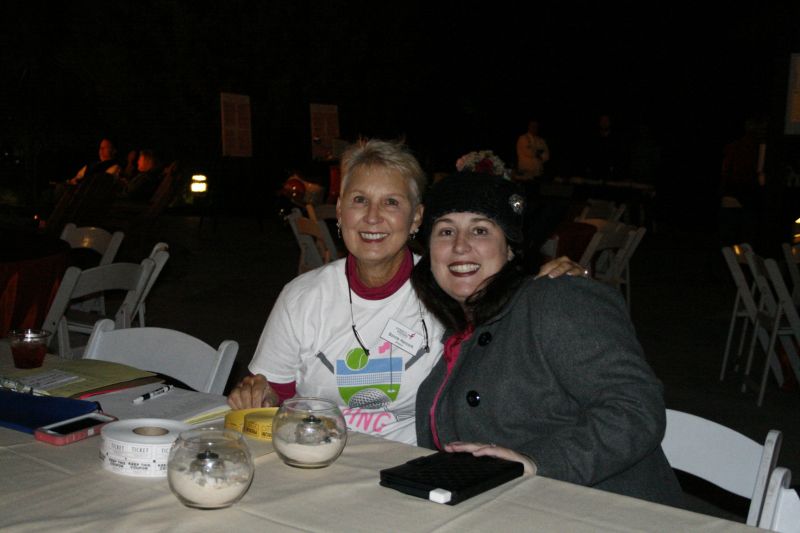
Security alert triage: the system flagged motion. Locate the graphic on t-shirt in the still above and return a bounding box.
[336,352,402,409]
[344,347,370,371]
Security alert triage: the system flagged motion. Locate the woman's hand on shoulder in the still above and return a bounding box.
[444,441,538,475]
[535,256,589,280]
[227,374,278,409]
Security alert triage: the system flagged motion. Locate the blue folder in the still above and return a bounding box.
[0,389,100,434]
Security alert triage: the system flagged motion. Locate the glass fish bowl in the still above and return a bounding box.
[272,397,347,468]
[167,427,254,509]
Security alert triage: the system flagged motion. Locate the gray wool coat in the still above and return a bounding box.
[416,276,684,507]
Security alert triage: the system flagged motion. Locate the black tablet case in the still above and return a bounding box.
[379,451,524,505]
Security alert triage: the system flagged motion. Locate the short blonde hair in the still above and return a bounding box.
[340,139,427,206]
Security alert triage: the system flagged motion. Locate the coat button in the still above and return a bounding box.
[467,390,481,407]
[478,332,492,346]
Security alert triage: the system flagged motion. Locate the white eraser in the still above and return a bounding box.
[429,488,452,504]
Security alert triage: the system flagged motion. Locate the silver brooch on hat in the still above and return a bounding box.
[509,194,525,215]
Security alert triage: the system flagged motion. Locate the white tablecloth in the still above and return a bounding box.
[0,425,759,533]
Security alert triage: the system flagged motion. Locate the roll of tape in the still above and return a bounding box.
[100,418,191,477]
[242,408,279,442]
[224,408,271,433]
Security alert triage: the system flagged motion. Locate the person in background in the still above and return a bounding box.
[411,171,684,506]
[120,149,140,182]
[67,138,121,185]
[586,113,627,181]
[515,118,550,182]
[719,116,767,247]
[227,139,585,445]
[118,149,163,201]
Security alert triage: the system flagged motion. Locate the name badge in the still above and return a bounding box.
[380,319,424,355]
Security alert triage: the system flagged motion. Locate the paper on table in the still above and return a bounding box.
[13,369,84,390]
[0,357,157,398]
[93,384,231,424]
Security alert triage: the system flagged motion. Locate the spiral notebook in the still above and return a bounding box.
[379,451,524,505]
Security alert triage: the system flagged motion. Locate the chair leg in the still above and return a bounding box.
[757,323,782,406]
[775,336,797,385]
[742,321,762,393]
[757,350,772,407]
[736,317,750,365]
[721,297,741,380]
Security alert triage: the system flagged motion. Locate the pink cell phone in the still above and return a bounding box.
[34,412,118,446]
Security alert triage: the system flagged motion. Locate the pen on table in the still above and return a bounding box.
[132,385,174,404]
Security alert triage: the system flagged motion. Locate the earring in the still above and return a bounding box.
[336,221,342,239]
[409,229,418,240]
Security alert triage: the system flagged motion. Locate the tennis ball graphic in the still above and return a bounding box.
[345,348,369,370]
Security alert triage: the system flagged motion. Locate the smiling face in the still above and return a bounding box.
[336,165,422,281]
[429,211,512,307]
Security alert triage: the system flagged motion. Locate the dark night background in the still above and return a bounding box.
[2,1,800,237]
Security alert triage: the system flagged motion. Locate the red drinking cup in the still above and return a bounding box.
[9,329,51,369]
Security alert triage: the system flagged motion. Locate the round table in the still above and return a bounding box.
[0,230,70,337]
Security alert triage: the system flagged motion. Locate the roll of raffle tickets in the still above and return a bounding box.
[225,407,278,440]
[240,408,279,442]
[100,418,191,477]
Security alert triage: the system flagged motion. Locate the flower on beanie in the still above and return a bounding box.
[455,150,510,180]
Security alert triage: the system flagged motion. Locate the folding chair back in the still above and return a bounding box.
[741,249,795,405]
[84,319,238,395]
[132,244,169,326]
[578,221,629,267]
[42,259,155,358]
[662,409,782,526]
[60,223,125,266]
[286,208,338,274]
[580,223,645,309]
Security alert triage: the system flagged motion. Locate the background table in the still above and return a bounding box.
[0,230,69,337]
[0,427,758,532]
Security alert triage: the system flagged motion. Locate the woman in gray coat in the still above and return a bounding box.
[411,171,684,507]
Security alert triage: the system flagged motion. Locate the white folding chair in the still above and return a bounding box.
[286,208,338,274]
[759,467,800,532]
[720,244,761,381]
[578,220,628,268]
[662,409,782,526]
[579,223,645,309]
[41,259,155,358]
[781,243,800,306]
[60,223,125,314]
[597,226,645,307]
[132,243,169,326]
[763,258,800,382]
[742,249,796,405]
[84,319,238,395]
[60,222,125,266]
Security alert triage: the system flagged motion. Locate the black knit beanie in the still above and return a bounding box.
[422,172,526,244]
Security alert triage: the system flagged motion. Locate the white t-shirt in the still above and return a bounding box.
[249,257,445,444]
